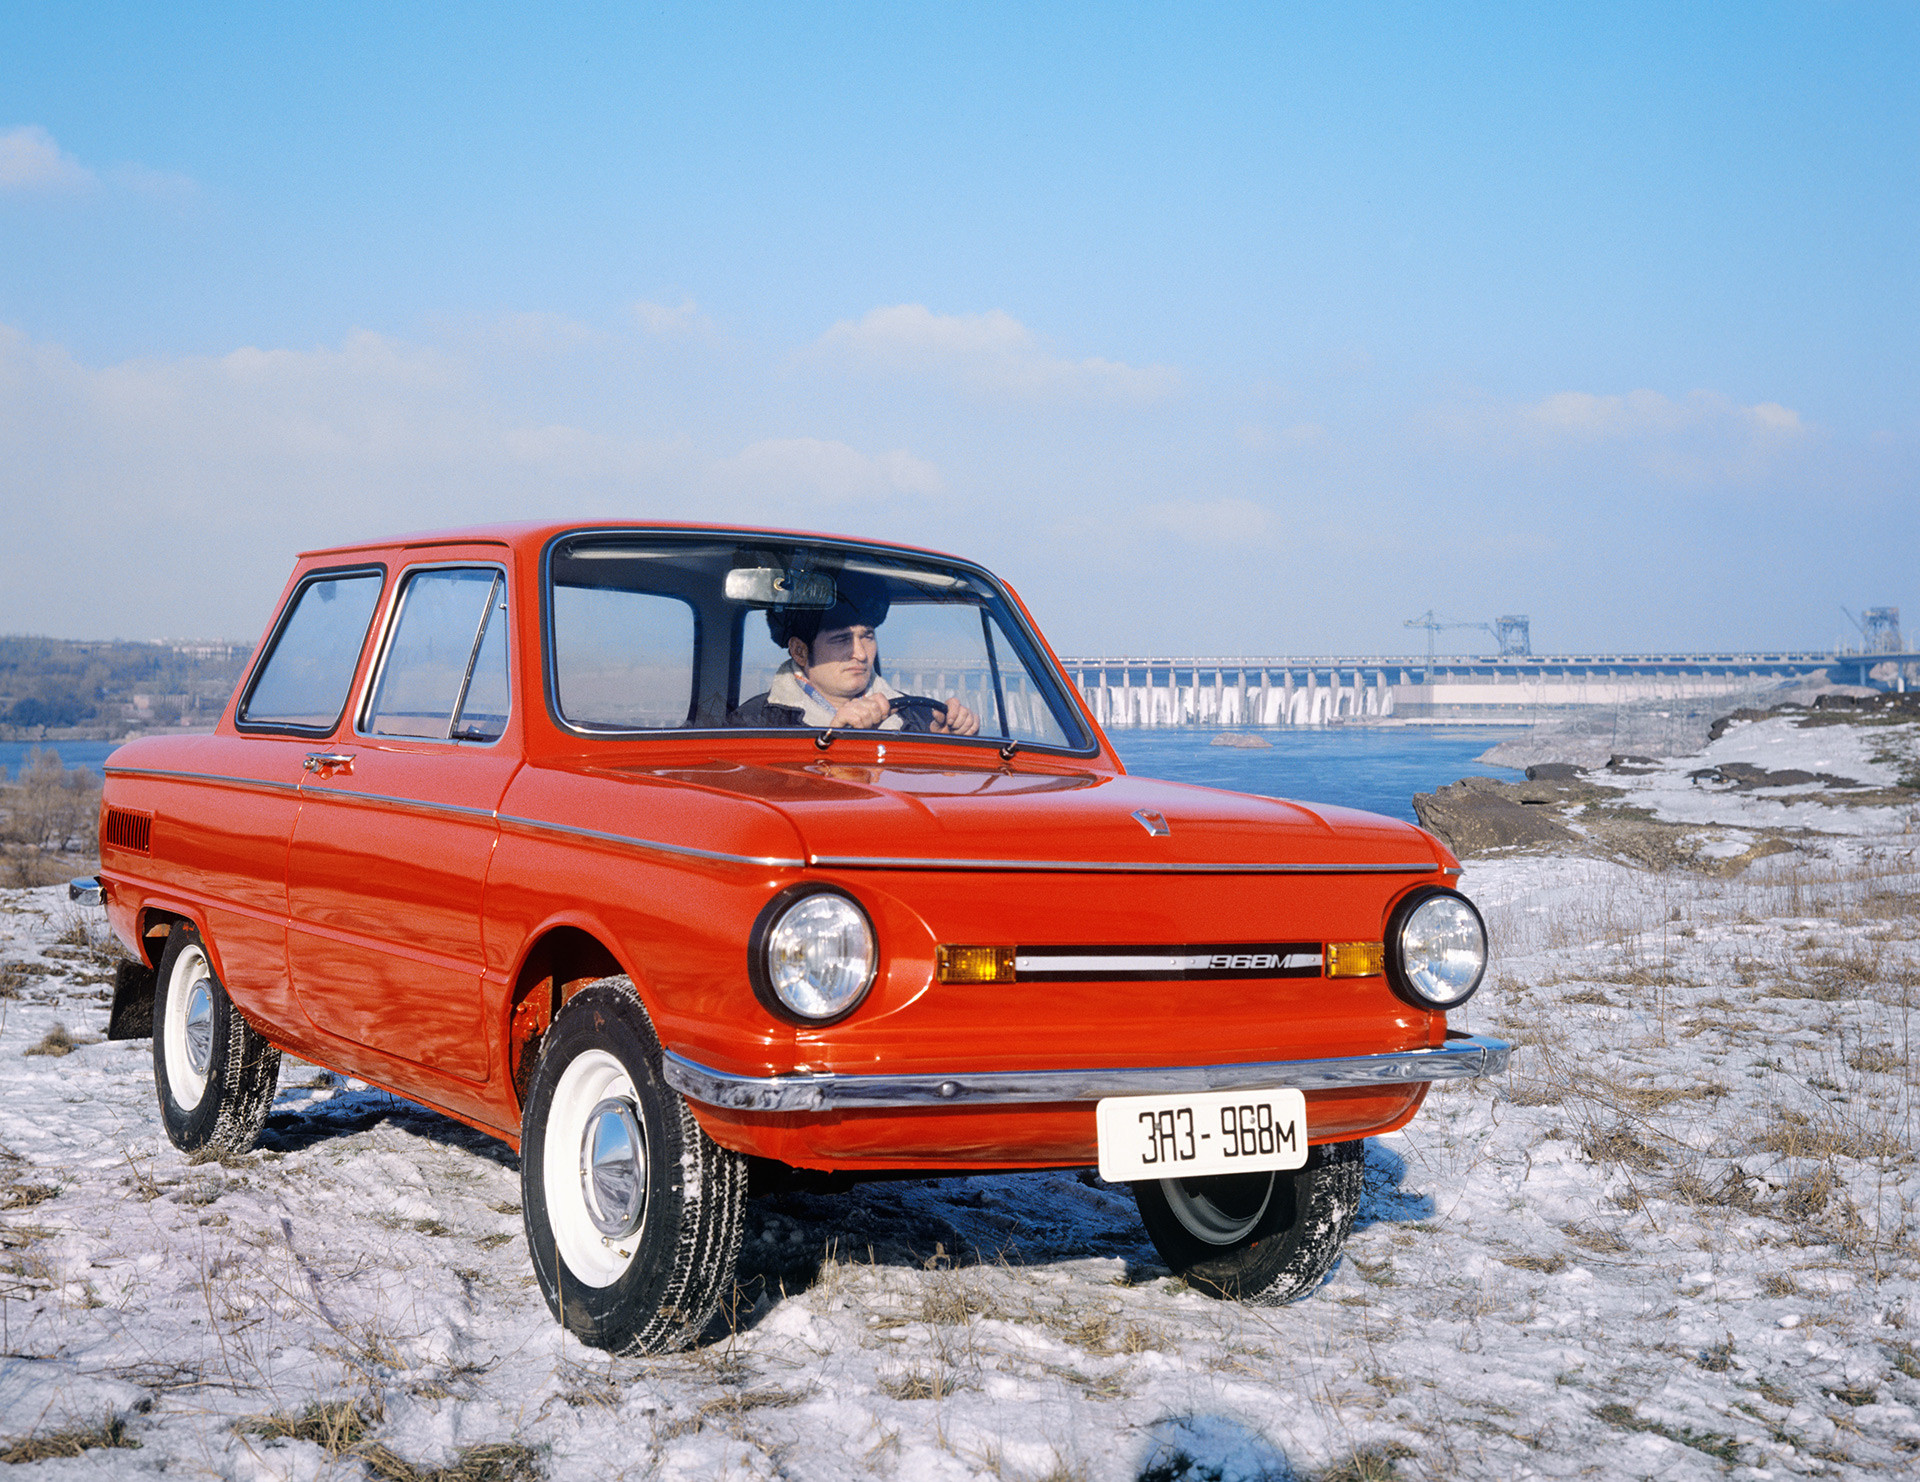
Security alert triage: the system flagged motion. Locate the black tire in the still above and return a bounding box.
[152,922,281,1156]
[520,977,747,1354]
[1133,1139,1365,1304]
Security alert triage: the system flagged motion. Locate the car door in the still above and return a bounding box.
[285,561,518,1086]
[175,563,388,1030]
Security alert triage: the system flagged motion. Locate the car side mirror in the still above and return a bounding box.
[724,567,837,608]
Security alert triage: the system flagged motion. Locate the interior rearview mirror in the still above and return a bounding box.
[724,567,837,608]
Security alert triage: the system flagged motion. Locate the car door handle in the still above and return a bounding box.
[303,752,355,775]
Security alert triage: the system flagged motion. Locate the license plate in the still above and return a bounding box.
[1095,1087,1309,1183]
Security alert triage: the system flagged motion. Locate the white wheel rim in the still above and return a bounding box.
[163,944,212,1111]
[543,1049,645,1288]
[1164,1171,1275,1245]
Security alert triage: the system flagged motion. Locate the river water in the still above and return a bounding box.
[1107,725,1517,822]
[3,725,1517,825]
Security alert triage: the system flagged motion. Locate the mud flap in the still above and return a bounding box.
[107,958,157,1040]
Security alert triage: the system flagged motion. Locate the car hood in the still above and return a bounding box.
[606,757,1442,870]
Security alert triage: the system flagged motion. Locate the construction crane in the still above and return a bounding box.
[1404,611,1532,660]
[1840,606,1903,654]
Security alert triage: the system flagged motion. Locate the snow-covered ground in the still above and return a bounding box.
[1,708,1917,1480]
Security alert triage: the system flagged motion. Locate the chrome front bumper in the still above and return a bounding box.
[662,1033,1513,1113]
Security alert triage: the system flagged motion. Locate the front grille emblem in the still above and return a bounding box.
[1131,809,1170,837]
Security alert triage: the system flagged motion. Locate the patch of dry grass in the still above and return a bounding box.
[1311,1442,1419,1482]
[23,1023,75,1057]
[879,1367,965,1401]
[0,1180,57,1211]
[0,1413,139,1464]
[235,1401,540,1482]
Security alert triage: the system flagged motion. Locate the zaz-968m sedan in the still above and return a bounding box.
[78,523,1509,1353]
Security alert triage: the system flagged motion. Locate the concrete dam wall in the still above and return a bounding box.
[1053,653,1909,728]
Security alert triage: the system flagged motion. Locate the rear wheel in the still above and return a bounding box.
[152,923,281,1155]
[520,977,746,1354]
[1133,1139,1365,1304]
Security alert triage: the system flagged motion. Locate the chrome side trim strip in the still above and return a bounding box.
[495,813,806,869]
[106,765,302,798]
[107,766,806,868]
[661,1034,1514,1113]
[807,856,1441,875]
[304,785,498,821]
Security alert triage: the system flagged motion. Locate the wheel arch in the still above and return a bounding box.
[502,920,640,1115]
[131,902,207,971]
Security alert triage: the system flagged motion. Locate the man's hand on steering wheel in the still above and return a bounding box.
[932,697,979,735]
[831,691,981,735]
[829,692,894,729]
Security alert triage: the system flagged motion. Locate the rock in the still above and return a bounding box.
[1525,763,1583,781]
[1813,690,1920,716]
[1209,732,1272,749]
[1475,734,1615,770]
[1706,707,1787,742]
[1411,776,1581,856]
[1687,761,1866,791]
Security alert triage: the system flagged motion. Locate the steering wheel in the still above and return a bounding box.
[888,694,950,729]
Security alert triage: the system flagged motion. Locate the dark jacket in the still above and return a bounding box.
[728,692,807,728]
[729,691,934,731]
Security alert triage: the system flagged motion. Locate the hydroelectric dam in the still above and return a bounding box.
[1052,650,1920,728]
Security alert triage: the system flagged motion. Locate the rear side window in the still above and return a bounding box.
[364,568,510,742]
[238,569,385,732]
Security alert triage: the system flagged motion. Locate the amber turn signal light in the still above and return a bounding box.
[1325,941,1386,978]
[935,945,1016,984]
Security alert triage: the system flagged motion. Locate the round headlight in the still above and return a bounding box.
[754,889,877,1022]
[1386,888,1487,1009]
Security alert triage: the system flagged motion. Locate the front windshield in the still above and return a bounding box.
[545,534,1091,751]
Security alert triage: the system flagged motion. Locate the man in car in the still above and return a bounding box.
[732,575,981,735]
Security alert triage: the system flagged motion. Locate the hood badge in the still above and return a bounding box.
[1131,809,1170,837]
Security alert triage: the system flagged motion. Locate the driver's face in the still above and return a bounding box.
[792,624,878,702]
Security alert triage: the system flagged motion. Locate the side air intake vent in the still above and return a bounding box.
[103,807,152,855]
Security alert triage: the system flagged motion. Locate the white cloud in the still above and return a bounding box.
[1427,386,1812,483]
[0,125,95,192]
[712,437,943,505]
[1525,388,1804,444]
[0,125,200,201]
[632,299,717,340]
[815,304,1180,401]
[0,323,961,636]
[1130,496,1272,546]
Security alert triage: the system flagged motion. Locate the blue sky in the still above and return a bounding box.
[2,3,1914,655]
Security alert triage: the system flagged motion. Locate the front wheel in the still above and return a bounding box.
[520,977,747,1354]
[1133,1139,1365,1304]
[152,922,281,1155]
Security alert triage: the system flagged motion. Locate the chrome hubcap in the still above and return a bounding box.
[1164,1171,1275,1245]
[579,1097,646,1239]
[184,979,214,1075]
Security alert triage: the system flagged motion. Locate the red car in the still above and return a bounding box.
[78,523,1508,1353]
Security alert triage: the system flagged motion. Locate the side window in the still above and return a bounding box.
[552,586,695,730]
[239,570,385,732]
[982,610,1073,748]
[364,568,510,742]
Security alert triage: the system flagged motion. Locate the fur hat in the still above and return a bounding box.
[767,570,892,648]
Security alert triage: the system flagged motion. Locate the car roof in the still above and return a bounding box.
[295,520,970,566]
